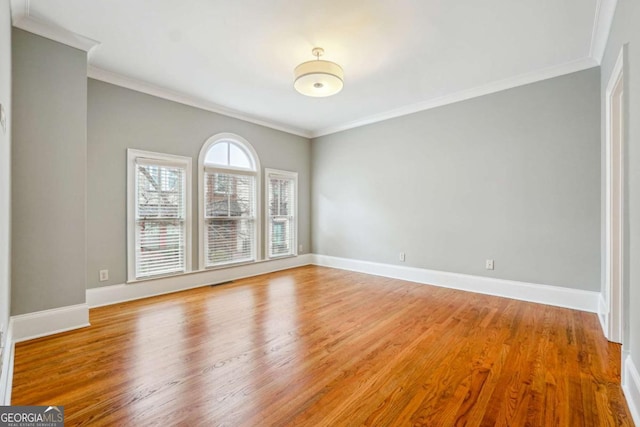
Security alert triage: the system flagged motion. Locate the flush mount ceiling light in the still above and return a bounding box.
[294,47,344,97]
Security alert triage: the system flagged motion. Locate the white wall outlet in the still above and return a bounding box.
[298,244,303,254]
[99,269,109,281]
[486,259,494,270]
[399,252,406,262]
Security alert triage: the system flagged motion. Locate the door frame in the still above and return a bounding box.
[604,47,625,344]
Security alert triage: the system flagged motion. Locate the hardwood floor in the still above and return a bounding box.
[12,266,633,426]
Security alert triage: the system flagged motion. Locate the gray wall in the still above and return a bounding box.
[601,0,640,372]
[0,0,11,341]
[87,80,311,288]
[312,68,601,291]
[11,29,87,314]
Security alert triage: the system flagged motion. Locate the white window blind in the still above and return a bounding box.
[204,170,256,266]
[267,170,297,258]
[135,159,187,278]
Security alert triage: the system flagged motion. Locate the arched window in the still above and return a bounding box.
[199,133,260,268]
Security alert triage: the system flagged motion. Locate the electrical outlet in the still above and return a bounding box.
[399,252,406,262]
[99,269,109,281]
[486,259,494,270]
[298,244,303,254]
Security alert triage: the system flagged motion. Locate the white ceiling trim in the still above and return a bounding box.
[11,0,610,140]
[12,15,100,53]
[589,0,619,63]
[311,57,599,138]
[87,66,312,138]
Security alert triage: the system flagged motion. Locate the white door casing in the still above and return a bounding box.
[604,48,624,344]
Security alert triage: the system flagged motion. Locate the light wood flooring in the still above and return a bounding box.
[11,265,633,425]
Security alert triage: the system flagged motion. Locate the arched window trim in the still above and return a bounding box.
[198,133,261,269]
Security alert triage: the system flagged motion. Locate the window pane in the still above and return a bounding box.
[137,164,184,219]
[269,178,291,216]
[130,151,190,281]
[206,218,254,266]
[269,178,279,216]
[267,172,296,258]
[229,143,252,169]
[133,158,188,279]
[204,142,228,166]
[270,218,292,257]
[205,172,255,218]
[136,219,185,277]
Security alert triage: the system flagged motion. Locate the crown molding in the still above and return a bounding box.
[12,15,100,53]
[9,1,613,141]
[87,66,312,138]
[589,0,619,63]
[310,57,599,138]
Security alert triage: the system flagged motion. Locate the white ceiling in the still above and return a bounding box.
[12,0,615,137]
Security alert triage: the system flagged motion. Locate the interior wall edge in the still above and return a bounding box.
[0,319,14,405]
[623,354,640,425]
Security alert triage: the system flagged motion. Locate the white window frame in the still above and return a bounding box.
[198,133,261,269]
[265,168,298,259]
[127,149,192,282]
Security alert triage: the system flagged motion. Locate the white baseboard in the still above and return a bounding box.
[0,304,90,405]
[598,293,608,337]
[88,253,599,313]
[0,319,14,405]
[311,254,600,313]
[87,254,314,308]
[623,355,640,425]
[11,304,90,343]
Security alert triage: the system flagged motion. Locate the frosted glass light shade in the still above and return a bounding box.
[294,59,344,97]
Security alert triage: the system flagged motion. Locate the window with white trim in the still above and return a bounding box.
[199,134,260,268]
[127,149,192,281]
[266,169,297,258]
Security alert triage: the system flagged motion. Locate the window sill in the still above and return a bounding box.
[202,254,297,271]
[268,253,297,260]
[126,254,300,284]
